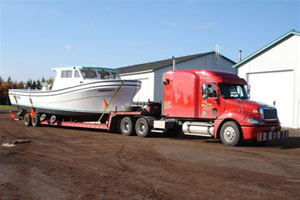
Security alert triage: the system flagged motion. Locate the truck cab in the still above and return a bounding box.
[161,70,287,146]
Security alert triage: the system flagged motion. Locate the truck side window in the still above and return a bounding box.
[203,83,217,98]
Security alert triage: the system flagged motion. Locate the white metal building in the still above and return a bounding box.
[233,31,300,128]
[119,51,236,104]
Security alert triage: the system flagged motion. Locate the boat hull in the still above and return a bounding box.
[9,80,141,121]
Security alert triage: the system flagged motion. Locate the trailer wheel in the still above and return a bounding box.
[120,117,135,136]
[135,118,150,137]
[24,113,31,126]
[50,115,57,124]
[32,114,40,127]
[220,121,242,146]
[40,114,47,122]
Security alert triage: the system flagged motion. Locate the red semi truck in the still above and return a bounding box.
[12,70,288,146]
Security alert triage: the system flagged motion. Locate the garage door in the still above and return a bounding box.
[248,70,294,128]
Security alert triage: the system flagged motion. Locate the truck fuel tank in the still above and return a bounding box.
[182,121,214,137]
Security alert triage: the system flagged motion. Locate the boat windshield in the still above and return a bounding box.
[97,70,111,79]
[111,71,121,79]
[218,83,249,99]
[80,68,121,80]
[80,69,98,79]
[97,70,120,80]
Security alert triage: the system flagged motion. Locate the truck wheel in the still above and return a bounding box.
[220,121,242,146]
[120,117,135,136]
[135,118,150,137]
[32,114,40,127]
[24,113,31,126]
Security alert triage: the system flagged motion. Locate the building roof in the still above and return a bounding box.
[118,51,236,74]
[52,66,120,72]
[233,30,300,68]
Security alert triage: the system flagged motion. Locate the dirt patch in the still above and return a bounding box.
[0,113,300,199]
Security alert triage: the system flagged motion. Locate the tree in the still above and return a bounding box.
[0,81,8,105]
[18,81,25,89]
[26,79,33,89]
[36,80,41,89]
[32,80,37,89]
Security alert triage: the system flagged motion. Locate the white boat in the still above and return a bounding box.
[9,66,141,121]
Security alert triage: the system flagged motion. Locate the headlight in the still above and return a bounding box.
[248,118,264,125]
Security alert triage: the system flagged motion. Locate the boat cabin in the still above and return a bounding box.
[50,66,121,90]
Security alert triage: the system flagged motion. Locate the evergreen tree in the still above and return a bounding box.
[32,80,37,89]
[36,80,42,89]
[26,79,33,89]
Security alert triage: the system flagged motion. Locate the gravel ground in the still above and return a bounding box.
[0,112,300,200]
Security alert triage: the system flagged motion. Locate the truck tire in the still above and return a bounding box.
[24,113,31,126]
[32,114,40,127]
[120,117,135,136]
[135,117,150,137]
[220,121,242,146]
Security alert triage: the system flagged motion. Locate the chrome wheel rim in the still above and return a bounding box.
[224,127,235,142]
[124,122,130,132]
[138,123,145,133]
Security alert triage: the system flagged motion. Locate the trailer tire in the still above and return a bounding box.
[120,117,135,136]
[135,118,150,137]
[220,121,242,146]
[40,114,47,122]
[50,115,57,124]
[24,113,31,126]
[32,114,40,127]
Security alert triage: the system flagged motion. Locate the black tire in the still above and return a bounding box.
[120,117,135,136]
[135,118,150,137]
[50,115,57,124]
[32,114,40,127]
[220,121,242,146]
[24,113,31,126]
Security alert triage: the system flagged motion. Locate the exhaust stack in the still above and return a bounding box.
[239,50,242,62]
[172,56,176,70]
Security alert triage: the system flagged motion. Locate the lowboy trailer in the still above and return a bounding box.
[10,70,289,146]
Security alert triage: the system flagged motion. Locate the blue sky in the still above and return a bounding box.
[0,0,299,81]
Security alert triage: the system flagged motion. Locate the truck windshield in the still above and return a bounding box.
[218,83,248,99]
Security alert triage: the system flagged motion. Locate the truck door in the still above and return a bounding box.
[200,83,221,119]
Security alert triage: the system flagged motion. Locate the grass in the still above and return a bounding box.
[0,105,14,110]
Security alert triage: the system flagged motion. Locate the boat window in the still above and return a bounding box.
[80,69,98,79]
[97,70,112,79]
[74,70,80,78]
[110,71,120,79]
[61,70,72,78]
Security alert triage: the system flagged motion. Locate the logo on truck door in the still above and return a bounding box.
[201,102,213,110]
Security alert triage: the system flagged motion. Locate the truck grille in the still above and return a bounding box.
[260,107,278,121]
[264,109,277,120]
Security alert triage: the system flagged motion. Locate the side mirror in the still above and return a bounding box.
[246,84,251,98]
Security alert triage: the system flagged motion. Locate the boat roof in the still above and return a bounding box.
[52,66,120,72]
